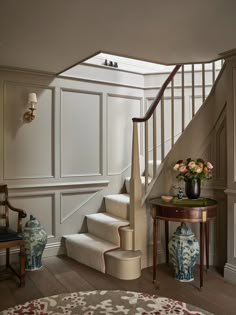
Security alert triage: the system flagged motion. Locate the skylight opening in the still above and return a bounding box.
[83,53,175,74]
[60,52,223,78]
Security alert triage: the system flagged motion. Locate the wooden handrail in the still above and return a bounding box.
[132,65,181,123]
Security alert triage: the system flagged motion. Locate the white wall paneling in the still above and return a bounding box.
[60,188,105,235]
[0,68,145,266]
[61,88,102,177]
[225,194,236,283]
[234,203,236,258]
[3,81,54,179]
[215,115,227,185]
[233,68,236,183]
[60,189,101,223]
[214,192,227,270]
[107,94,142,175]
[10,193,56,238]
[0,79,3,182]
[148,67,228,269]
[8,180,109,191]
[0,63,226,270]
[224,62,236,283]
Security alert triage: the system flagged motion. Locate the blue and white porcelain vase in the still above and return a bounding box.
[168,222,199,282]
[23,215,47,271]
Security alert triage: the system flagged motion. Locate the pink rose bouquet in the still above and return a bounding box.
[173,158,213,182]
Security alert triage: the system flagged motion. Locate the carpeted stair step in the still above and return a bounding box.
[86,212,129,246]
[65,233,118,273]
[64,233,141,279]
[105,249,141,280]
[105,194,130,220]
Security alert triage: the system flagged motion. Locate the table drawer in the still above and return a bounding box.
[156,206,204,220]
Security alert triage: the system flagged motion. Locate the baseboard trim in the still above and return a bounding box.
[0,242,65,266]
[224,263,236,284]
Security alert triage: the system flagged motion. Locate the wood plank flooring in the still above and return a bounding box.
[0,255,236,314]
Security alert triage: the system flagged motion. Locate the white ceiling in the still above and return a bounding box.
[0,0,235,74]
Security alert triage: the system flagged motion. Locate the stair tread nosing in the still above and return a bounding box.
[86,212,129,246]
[105,249,141,260]
[65,233,119,273]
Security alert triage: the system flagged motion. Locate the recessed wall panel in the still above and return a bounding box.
[107,95,141,175]
[4,82,53,179]
[234,203,236,258]
[61,90,102,177]
[10,194,55,238]
[216,119,226,182]
[61,191,98,223]
[233,69,236,183]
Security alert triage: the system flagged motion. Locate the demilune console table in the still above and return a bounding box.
[149,197,217,288]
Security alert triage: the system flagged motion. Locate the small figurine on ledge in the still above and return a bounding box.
[177,187,184,199]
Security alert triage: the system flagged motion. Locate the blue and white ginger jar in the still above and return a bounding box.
[23,215,47,271]
[168,222,199,282]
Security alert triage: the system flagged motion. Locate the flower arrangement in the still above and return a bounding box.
[173,158,213,182]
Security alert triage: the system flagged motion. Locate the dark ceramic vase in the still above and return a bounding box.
[185,178,201,199]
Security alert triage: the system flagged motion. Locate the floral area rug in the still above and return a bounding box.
[0,290,214,315]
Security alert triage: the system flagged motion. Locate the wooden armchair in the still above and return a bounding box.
[0,184,27,286]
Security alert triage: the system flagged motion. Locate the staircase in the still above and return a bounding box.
[64,165,155,280]
[64,60,224,280]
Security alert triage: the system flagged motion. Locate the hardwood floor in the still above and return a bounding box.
[0,255,236,314]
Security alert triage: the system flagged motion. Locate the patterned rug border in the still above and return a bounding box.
[0,290,214,315]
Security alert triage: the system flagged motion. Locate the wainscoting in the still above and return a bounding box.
[0,68,143,262]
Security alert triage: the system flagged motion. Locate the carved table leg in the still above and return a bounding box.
[205,221,209,269]
[165,221,169,264]
[153,217,158,283]
[200,222,205,288]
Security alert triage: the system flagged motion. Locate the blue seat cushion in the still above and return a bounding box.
[0,227,23,242]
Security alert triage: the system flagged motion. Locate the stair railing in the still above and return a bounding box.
[129,65,180,251]
[129,60,224,251]
[132,65,181,193]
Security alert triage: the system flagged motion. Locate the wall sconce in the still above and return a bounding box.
[24,93,37,122]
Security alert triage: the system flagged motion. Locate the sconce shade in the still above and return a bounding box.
[28,93,37,104]
[24,93,37,122]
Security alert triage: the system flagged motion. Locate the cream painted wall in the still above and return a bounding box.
[224,57,236,284]
[0,68,144,262]
[0,64,223,269]
[144,69,218,160]
[148,66,227,271]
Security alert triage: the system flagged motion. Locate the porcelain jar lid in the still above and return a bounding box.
[24,215,42,230]
[174,222,193,236]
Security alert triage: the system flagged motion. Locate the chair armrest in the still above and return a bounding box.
[6,200,27,218]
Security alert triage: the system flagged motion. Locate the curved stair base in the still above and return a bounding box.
[105,249,141,280]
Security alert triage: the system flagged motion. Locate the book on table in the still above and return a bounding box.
[172,197,208,206]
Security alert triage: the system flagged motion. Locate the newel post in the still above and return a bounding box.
[130,122,142,250]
